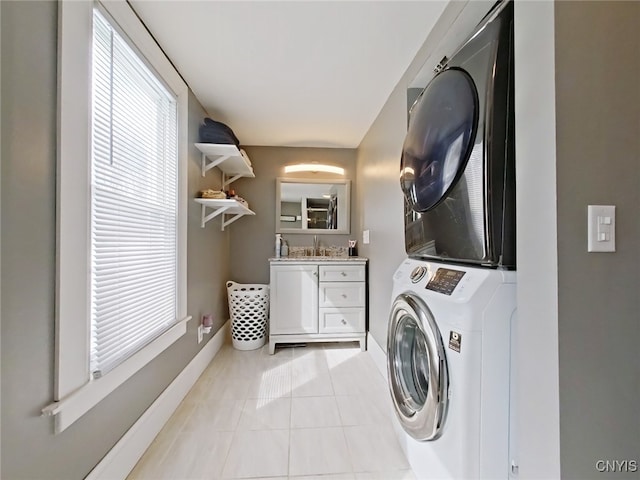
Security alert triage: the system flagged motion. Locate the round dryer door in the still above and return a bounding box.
[400,67,478,212]
[387,293,449,441]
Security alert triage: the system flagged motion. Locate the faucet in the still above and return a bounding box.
[313,235,319,256]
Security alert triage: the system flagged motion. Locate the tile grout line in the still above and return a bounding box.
[219,393,247,479]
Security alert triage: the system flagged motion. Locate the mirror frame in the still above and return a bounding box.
[276,177,351,234]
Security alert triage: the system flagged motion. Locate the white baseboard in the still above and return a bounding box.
[86,321,230,480]
[366,331,387,379]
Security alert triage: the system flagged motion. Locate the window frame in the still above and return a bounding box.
[47,0,189,433]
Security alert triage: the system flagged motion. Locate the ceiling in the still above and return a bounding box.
[130,1,448,148]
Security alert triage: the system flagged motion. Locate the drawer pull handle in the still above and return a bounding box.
[341,294,347,298]
[341,319,347,325]
[341,272,347,277]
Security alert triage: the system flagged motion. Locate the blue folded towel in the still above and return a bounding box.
[199,118,240,146]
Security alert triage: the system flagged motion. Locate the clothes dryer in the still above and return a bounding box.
[387,258,516,479]
[401,0,515,269]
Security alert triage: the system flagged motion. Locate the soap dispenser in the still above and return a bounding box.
[275,234,282,258]
[281,239,289,257]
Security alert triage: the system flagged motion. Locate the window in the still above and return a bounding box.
[47,0,189,433]
[90,9,179,378]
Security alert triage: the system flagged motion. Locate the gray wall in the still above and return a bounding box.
[187,105,232,334]
[355,85,407,346]
[229,146,358,285]
[0,2,230,478]
[555,2,640,478]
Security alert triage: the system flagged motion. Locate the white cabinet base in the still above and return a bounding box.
[268,333,366,355]
[269,259,368,355]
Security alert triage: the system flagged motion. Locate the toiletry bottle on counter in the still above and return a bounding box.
[275,234,282,258]
[348,239,358,257]
[281,240,289,257]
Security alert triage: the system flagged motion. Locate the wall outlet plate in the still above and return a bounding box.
[197,325,203,344]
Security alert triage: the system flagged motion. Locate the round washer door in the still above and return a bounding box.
[387,293,449,441]
[400,67,478,213]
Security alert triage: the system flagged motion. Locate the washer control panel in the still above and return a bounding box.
[425,268,466,295]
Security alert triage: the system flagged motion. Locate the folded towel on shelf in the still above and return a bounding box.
[199,189,227,199]
[199,118,240,146]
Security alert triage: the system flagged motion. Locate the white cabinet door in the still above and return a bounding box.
[270,264,318,334]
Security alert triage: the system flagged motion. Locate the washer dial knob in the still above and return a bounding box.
[409,266,427,283]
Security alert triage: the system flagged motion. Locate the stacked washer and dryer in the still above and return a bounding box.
[387,1,517,479]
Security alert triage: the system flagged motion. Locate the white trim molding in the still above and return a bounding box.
[85,322,231,480]
[53,0,190,432]
[513,1,561,477]
[43,316,191,433]
[366,331,388,380]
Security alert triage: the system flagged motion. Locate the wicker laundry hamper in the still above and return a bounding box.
[226,281,269,351]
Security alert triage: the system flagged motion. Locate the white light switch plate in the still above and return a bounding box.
[587,205,615,252]
[363,229,370,244]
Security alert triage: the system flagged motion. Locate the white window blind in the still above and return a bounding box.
[90,9,179,378]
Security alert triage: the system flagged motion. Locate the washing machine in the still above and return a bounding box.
[387,258,517,479]
[400,0,515,269]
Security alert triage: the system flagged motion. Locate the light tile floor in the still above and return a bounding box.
[128,342,416,480]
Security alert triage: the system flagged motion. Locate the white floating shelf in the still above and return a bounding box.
[194,198,255,230]
[195,143,255,186]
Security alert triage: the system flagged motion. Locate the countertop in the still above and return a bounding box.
[269,256,367,262]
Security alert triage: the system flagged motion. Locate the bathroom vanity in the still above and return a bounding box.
[268,257,367,354]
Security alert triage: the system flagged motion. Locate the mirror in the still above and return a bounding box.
[276,178,350,234]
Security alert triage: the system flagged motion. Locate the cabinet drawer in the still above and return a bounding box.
[319,265,365,282]
[319,282,365,308]
[319,308,365,333]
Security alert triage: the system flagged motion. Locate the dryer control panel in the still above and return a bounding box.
[425,268,466,295]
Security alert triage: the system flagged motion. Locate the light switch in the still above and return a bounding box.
[587,205,615,252]
[363,229,370,245]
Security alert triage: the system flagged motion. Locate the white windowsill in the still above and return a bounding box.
[43,316,191,433]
